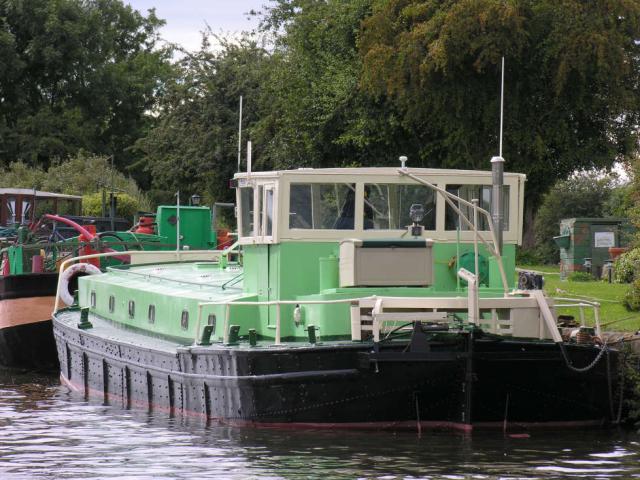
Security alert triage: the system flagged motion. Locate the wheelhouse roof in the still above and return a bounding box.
[234,167,526,180]
[0,188,82,200]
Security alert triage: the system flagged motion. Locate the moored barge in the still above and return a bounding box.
[1,192,217,370]
[53,165,618,430]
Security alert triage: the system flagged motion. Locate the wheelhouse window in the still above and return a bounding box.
[181,310,189,330]
[363,184,436,230]
[6,196,16,223]
[445,185,510,231]
[21,199,32,223]
[239,187,254,237]
[265,188,274,236]
[289,183,356,230]
[208,314,216,333]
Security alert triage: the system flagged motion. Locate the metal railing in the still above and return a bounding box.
[194,292,560,346]
[552,296,602,337]
[195,297,373,345]
[398,168,509,294]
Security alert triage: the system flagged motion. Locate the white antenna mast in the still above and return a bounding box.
[499,56,505,157]
[491,56,506,253]
[237,96,243,172]
[175,190,181,253]
[247,140,252,176]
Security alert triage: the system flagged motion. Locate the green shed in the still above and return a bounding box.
[554,217,631,280]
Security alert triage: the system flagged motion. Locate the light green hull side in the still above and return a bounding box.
[79,241,515,343]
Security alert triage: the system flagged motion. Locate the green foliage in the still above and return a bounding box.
[531,263,640,332]
[620,345,640,427]
[0,162,46,189]
[255,0,405,169]
[623,279,640,311]
[533,172,620,263]
[567,271,594,282]
[360,0,640,243]
[515,246,545,266]
[82,192,139,219]
[620,158,640,248]
[133,0,640,215]
[0,0,173,175]
[614,248,640,284]
[134,34,271,205]
[0,152,150,210]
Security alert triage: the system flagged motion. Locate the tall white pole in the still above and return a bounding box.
[237,96,243,172]
[499,56,505,158]
[247,141,252,175]
[491,56,505,253]
[176,191,181,253]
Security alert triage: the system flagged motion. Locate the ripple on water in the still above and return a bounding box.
[0,372,639,479]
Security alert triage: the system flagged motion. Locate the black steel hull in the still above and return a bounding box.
[0,273,59,370]
[53,312,618,431]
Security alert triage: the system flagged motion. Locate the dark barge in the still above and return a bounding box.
[52,166,619,430]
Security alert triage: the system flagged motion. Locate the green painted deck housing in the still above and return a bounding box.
[156,206,215,250]
[77,167,526,345]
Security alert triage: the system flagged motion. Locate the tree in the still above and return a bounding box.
[359,0,640,246]
[82,192,141,218]
[0,153,149,210]
[0,0,173,175]
[533,172,621,263]
[255,0,414,170]
[134,35,272,205]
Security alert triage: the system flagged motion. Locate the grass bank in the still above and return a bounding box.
[518,265,640,332]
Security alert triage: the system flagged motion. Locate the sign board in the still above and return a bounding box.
[594,231,615,248]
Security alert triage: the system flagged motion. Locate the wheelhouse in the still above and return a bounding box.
[0,189,82,227]
[235,167,525,245]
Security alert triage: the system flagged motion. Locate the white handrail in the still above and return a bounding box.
[195,296,377,345]
[551,297,601,337]
[193,292,554,346]
[457,268,479,324]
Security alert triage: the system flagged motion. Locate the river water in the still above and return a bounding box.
[0,370,639,479]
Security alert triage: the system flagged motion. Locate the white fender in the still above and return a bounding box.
[58,263,102,306]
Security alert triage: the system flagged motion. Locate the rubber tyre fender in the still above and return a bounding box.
[58,263,102,306]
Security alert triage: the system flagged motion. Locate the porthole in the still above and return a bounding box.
[90,291,96,308]
[148,305,155,324]
[208,314,216,333]
[181,310,189,330]
[128,300,135,319]
[108,295,115,313]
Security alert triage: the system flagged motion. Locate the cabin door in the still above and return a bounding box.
[258,184,275,243]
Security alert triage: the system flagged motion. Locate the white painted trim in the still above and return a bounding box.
[235,169,525,246]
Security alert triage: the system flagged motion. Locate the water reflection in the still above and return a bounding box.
[0,370,638,479]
